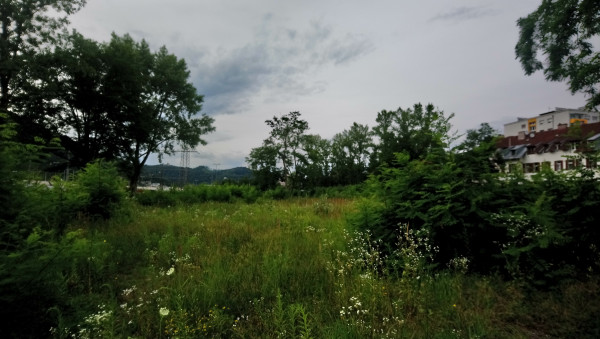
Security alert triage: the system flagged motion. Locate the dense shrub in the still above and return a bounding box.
[0,156,127,337]
[353,149,600,287]
[135,184,262,206]
[75,160,127,219]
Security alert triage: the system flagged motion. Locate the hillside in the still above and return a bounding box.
[140,164,252,186]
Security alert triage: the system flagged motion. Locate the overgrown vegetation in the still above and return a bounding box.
[353,142,600,288]
[1,158,600,337]
[2,1,600,337]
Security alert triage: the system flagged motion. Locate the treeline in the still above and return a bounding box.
[140,164,253,186]
[247,104,456,189]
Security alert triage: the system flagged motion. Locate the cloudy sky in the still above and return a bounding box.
[69,0,588,169]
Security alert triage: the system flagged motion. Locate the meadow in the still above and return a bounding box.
[35,195,599,338]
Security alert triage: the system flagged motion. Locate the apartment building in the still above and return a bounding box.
[503,107,600,137]
[497,121,600,174]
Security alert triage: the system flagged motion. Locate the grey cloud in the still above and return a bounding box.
[188,18,373,115]
[430,6,497,22]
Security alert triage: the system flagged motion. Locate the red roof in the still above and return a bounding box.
[497,122,600,148]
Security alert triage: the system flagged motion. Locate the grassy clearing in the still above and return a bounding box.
[48,197,599,338]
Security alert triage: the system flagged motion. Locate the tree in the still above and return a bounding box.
[330,122,372,185]
[370,103,455,169]
[24,33,215,193]
[295,134,332,188]
[515,0,600,109]
[0,0,87,111]
[264,111,309,184]
[18,32,114,168]
[454,122,504,177]
[105,34,216,193]
[246,142,281,190]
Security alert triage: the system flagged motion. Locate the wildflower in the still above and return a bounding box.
[159,307,170,317]
[166,267,175,276]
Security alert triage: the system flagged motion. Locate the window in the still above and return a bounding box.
[524,163,540,173]
[566,159,580,169]
[554,160,563,171]
[586,158,598,169]
[570,113,583,119]
[570,142,581,151]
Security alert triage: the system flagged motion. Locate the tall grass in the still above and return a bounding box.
[41,197,600,338]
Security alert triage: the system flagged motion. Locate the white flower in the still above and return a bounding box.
[159,307,170,317]
[166,267,175,276]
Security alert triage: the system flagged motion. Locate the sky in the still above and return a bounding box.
[69,0,589,170]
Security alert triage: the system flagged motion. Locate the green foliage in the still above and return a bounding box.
[135,184,262,206]
[247,111,310,189]
[0,0,87,111]
[74,160,128,219]
[246,142,283,189]
[354,122,600,287]
[295,133,333,188]
[515,0,600,109]
[16,31,215,193]
[264,111,309,183]
[330,122,372,185]
[2,193,599,337]
[370,103,455,169]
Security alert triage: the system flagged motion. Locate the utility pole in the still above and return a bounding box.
[213,163,220,183]
[174,145,197,187]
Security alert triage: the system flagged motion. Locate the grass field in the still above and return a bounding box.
[45,197,600,338]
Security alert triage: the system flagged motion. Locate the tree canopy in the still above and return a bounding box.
[9,31,215,192]
[0,0,87,111]
[515,0,600,109]
[370,103,455,169]
[264,111,309,183]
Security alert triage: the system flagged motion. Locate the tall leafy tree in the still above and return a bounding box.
[23,32,113,168]
[295,134,332,188]
[515,0,600,109]
[101,34,215,193]
[330,122,372,185]
[27,33,215,192]
[0,0,87,111]
[264,111,309,183]
[370,103,455,169]
[246,142,281,189]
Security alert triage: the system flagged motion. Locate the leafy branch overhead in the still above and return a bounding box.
[516,0,600,109]
[0,0,88,111]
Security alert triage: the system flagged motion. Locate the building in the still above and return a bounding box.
[503,107,600,137]
[497,122,600,175]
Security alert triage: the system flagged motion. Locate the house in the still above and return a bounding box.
[497,121,600,174]
[503,107,600,136]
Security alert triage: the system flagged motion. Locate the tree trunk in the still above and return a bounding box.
[129,166,141,195]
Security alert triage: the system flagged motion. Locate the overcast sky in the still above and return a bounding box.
[69,0,588,169]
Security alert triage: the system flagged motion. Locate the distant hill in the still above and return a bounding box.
[140,164,252,186]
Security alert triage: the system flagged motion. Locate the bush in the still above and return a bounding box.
[353,150,600,288]
[75,160,127,219]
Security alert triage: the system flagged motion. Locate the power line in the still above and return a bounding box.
[174,145,197,186]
